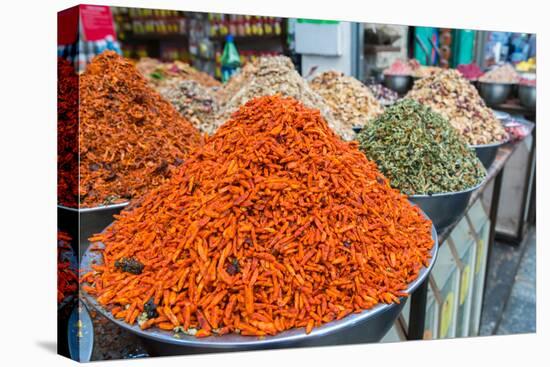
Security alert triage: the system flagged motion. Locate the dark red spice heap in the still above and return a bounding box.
[57,58,79,207]
[58,231,78,304]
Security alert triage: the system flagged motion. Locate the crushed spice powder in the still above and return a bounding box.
[82,95,434,338]
[79,51,203,207]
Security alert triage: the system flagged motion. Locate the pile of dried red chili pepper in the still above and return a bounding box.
[82,95,434,338]
[57,58,79,207]
[58,231,78,304]
[78,51,203,207]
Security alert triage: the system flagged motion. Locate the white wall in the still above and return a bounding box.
[296,21,354,77]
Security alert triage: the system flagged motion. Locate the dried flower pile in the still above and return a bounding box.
[79,51,203,207]
[406,69,508,145]
[358,99,486,195]
[383,59,413,76]
[137,58,222,89]
[58,58,79,207]
[368,84,399,106]
[456,63,484,81]
[216,56,347,140]
[82,95,434,338]
[309,71,383,139]
[478,63,520,84]
[412,65,443,79]
[158,79,221,135]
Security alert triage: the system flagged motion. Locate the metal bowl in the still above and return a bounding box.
[81,216,438,355]
[409,181,483,233]
[518,84,536,110]
[478,82,513,107]
[383,74,413,95]
[58,202,129,259]
[471,137,508,170]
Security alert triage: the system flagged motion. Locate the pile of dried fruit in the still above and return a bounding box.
[79,51,203,207]
[358,99,486,195]
[383,59,413,76]
[368,83,399,105]
[158,79,221,135]
[82,95,434,338]
[406,69,508,145]
[217,56,346,140]
[478,63,520,84]
[58,58,79,207]
[137,58,222,89]
[309,71,383,139]
[412,65,443,79]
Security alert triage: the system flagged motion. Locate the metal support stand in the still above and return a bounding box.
[480,170,504,319]
[407,278,428,340]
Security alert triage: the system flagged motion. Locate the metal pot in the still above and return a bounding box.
[478,82,513,107]
[518,84,536,110]
[409,181,483,233]
[471,137,508,170]
[383,74,413,95]
[81,216,438,355]
[58,202,129,259]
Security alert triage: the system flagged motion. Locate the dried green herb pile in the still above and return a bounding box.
[357,99,486,195]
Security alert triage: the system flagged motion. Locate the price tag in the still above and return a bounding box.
[440,292,454,338]
[460,265,471,305]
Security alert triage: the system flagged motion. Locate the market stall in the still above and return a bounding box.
[57,5,536,361]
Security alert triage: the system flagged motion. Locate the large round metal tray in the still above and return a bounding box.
[409,180,484,233]
[492,109,511,121]
[58,202,129,258]
[81,213,438,354]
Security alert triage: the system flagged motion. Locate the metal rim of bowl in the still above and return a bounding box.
[80,212,438,349]
[478,81,517,87]
[407,178,484,199]
[58,202,130,213]
[469,134,510,150]
[492,109,511,121]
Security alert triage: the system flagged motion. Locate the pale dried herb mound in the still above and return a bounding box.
[358,99,486,195]
[309,71,384,139]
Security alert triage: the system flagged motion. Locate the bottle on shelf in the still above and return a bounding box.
[221,34,241,83]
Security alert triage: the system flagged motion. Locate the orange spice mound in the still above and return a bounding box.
[79,51,203,207]
[83,95,434,337]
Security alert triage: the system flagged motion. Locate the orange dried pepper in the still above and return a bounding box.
[77,51,203,207]
[83,95,433,337]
